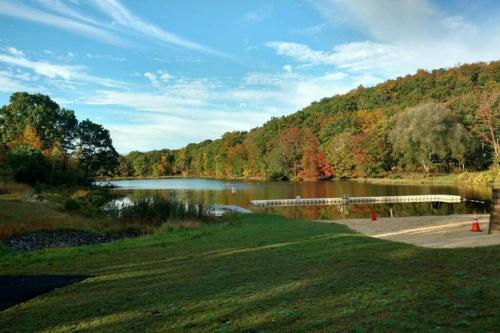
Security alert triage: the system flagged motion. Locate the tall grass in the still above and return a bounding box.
[105,193,211,225]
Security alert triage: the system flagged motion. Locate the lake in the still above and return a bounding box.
[101,178,492,220]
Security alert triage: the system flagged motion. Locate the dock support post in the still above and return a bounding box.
[489,188,500,234]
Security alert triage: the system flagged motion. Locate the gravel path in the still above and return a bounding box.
[318,214,500,248]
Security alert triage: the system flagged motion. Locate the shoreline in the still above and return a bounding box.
[101,173,497,188]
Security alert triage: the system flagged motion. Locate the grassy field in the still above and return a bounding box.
[0,214,499,333]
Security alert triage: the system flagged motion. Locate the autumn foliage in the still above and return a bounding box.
[118,61,499,180]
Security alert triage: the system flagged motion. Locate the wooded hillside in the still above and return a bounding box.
[119,61,500,180]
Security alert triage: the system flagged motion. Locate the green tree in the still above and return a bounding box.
[0,92,77,149]
[389,103,472,172]
[76,119,118,178]
[325,132,355,178]
[117,156,132,177]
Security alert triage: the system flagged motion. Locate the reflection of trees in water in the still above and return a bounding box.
[114,179,489,220]
[262,201,478,220]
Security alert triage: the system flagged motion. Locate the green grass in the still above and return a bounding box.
[0,214,499,332]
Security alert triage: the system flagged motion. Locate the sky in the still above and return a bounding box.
[0,0,499,153]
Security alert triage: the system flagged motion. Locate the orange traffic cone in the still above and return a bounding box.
[470,215,481,232]
[371,211,377,221]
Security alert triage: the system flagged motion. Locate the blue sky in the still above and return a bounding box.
[0,0,499,153]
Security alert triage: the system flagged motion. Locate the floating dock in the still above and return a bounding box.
[211,204,253,215]
[251,194,462,207]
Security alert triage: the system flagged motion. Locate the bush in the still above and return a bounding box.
[64,198,81,211]
[67,187,114,216]
[34,182,43,194]
[7,146,49,184]
[269,172,289,181]
[457,167,500,187]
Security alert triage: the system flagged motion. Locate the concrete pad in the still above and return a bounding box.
[318,214,500,248]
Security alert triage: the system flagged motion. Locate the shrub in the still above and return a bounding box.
[7,146,49,184]
[34,182,43,194]
[64,198,81,212]
[67,187,114,216]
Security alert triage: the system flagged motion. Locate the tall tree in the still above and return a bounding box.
[389,103,472,172]
[280,127,302,178]
[476,92,499,163]
[299,129,320,180]
[76,119,118,178]
[0,92,77,149]
[325,132,355,178]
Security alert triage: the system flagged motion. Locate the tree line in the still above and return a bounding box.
[0,92,118,185]
[119,61,499,181]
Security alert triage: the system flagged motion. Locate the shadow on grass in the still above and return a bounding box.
[0,275,89,311]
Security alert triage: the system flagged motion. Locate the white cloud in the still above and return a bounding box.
[6,47,24,57]
[283,64,293,73]
[240,6,273,23]
[74,67,357,152]
[0,50,126,88]
[83,68,372,153]
[143,70,174,88]
[0,70,35,93]
[305,0,500,75]
[266,41,398,71]
[107,113,262,153]
[313,0,463,42]
[0,1,128,46]
[85,53,126,62]
[0,53,76,79]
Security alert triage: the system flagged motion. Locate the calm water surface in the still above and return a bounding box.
[102,178,492,219]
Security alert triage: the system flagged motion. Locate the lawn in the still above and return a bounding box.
[0,214,499,332]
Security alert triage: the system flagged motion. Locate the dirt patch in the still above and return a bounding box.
[318,214,500,248]
[0,275,88,311]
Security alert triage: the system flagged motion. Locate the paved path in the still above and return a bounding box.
[318,214,500,248]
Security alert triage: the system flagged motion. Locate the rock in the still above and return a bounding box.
[6,230,139,252]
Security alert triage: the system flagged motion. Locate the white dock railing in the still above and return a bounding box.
[251,195,462,207]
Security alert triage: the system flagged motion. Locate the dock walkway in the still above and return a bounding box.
[251,194,462,207]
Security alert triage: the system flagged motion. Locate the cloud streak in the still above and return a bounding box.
[91,0,226,56]
[0,0,225,56]
[0,1,128,46]
[0,50,126,89]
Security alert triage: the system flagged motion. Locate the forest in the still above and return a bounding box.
[0,92,118,185]
[117,61,499,181]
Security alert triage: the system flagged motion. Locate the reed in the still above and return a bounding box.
[105,193,211,224]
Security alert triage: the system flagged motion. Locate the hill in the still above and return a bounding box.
[119,61,500,181]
